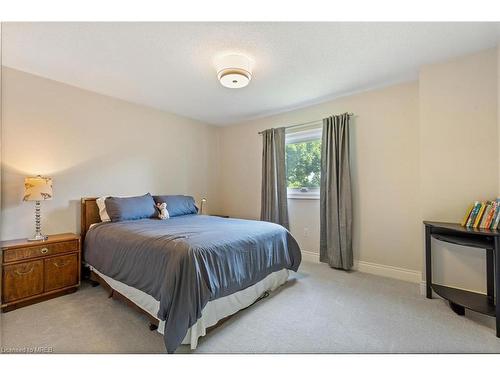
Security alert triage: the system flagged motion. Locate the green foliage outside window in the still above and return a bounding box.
[286,140,321,189]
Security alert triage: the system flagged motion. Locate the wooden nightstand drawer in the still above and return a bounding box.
[2,260,44,303]
[44,254,78,292]
[3,240,78,263]
[1,233,81,312]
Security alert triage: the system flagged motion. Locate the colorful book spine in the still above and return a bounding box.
[485,202,497,228]
[461,203,475,226]
[479,203,489,228]
[492,199,500,230]
[490,209,498,229]
[467,201,481,228]
[480,202,495,229]
[473,202,487,228]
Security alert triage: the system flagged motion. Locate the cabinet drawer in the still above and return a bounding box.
[2,260,44,303]
[3,240,78,263]
[44,254,78,292]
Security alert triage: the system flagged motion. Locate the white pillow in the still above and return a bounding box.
[96,196,111,222]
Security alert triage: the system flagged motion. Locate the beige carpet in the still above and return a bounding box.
[2,261,500,354]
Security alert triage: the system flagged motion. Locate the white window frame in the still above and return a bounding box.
[285,124,322,200]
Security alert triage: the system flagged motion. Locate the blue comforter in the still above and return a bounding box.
[84,215,301,352]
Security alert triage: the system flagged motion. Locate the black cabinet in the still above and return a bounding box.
[424,221,500,337]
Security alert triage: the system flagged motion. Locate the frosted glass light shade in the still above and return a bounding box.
[215,54,253,89]
[23,176,53,201]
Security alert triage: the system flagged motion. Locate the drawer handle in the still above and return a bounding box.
[40,248,49,254]
[53,260,71,268]
[14,266,34,276]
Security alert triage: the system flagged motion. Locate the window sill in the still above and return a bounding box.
[287,193,320,200]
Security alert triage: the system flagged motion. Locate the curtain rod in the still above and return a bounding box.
[258,112,354,135]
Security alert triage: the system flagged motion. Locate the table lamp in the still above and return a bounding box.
[23,175,53,241]
[200,198,207,215]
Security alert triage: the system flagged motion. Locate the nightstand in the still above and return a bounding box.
[1,233,81,312]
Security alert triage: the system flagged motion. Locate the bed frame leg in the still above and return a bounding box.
[149,323,158,331]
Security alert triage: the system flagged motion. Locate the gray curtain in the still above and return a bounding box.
[260,127,289,229]
[320,113,353,270]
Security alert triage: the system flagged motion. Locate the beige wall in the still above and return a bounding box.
[2,48,499,291]
[1,67,220,240]
[419,48,498,292]
[218,82,422,274]
[218,47,500,289]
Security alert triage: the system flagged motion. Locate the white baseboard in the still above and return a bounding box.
[300,250,422,284]
[301,250,320,263]
[419,282,427,296]
[353,260,422,283]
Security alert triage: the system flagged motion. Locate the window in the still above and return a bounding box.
[285,125,322,199]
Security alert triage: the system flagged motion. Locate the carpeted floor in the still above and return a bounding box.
[1,261,500,354]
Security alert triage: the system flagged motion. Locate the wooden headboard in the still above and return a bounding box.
[81,197,101,242]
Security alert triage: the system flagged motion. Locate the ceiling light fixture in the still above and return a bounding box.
[215,54,253,89]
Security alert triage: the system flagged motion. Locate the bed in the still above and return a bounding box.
[81,197,301,353]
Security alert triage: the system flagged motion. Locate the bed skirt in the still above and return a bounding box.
[90,266,290,350]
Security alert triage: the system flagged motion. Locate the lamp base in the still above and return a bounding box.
[27,233,48,242]
[28,200,48,241]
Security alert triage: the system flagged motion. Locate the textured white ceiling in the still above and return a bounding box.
[3,22,500,125]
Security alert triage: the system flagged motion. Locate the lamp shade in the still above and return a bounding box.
[23,176,53,201]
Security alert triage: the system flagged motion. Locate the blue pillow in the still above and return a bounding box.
[105,193,157,222]
[153,195,198,217]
